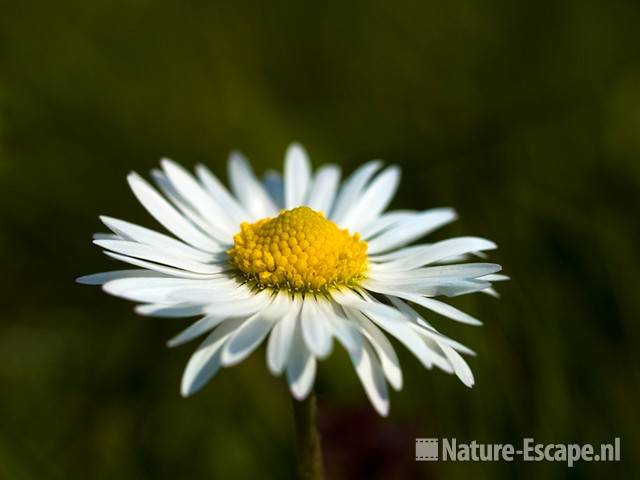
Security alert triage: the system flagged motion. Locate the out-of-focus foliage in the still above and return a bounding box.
[0,1,638,478]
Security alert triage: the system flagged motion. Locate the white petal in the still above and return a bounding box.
[330,160,383,223]
[100,216,220,262]
[103,251,220,279]
[76,269,159,285]
[165,279,252,304]
[394,299,474,384]
[371,244,469,263]
[228,151,277,219]
[221,293,290,366]
[411,323,476,357]
[414,295,484,326]
[284,143,312,209]
[369,244,426,262]
[350,311,402,391]
[440,344,474,387]
[168,315,230,347]
[389,295,473,361]
[306,165,341,214]
[135,303,205,317]
[168,287,251,305]
[339,166,401,232]
[151,169,230,244]
[357,293,455,373]
[388,291,482,326]
[364,277,490,298]
[352,342,390,416]
[95,239,227,274]
[180,317,245,396]
[332,289,400,320]
[359,211,415,240]
[433,254,472,264]
[300,297,333,359]
[267,295,302,375]
[174,287,270,316]
[93,233,120,240]
[127,172,220,251]
[320,301,363,358]
[102,276,232,296]
[373,237,497,270]
[482,287,500,298]
[370,263,502,280]
[161,158,237,235]
[263,170,285,209]
[332,290,435,369]
[195,163,250,225]
[286,317,317,400]
[102,276,222,303]
[169,281,260,326]
[207,291,271,317]
[480,274,510,282]
[219,311,271,365]
[366,208,458,254]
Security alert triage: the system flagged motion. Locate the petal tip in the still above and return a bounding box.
[376,401,390,417]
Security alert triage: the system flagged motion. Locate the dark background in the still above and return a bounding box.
[1,1,638,478]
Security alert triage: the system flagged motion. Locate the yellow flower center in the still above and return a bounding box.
[228,206,368,293]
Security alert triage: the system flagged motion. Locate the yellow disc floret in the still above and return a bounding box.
[228,206,368,293]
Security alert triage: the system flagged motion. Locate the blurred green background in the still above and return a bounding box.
[1,0,639,478]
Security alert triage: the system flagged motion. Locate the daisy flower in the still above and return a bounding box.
[78,143,506,416]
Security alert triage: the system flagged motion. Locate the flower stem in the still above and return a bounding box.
[291,391,325,480]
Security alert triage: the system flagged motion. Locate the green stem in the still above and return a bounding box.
[291,391,325,480]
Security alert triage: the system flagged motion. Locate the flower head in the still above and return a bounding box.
[228,206,368,292]
[78,143,507,416]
